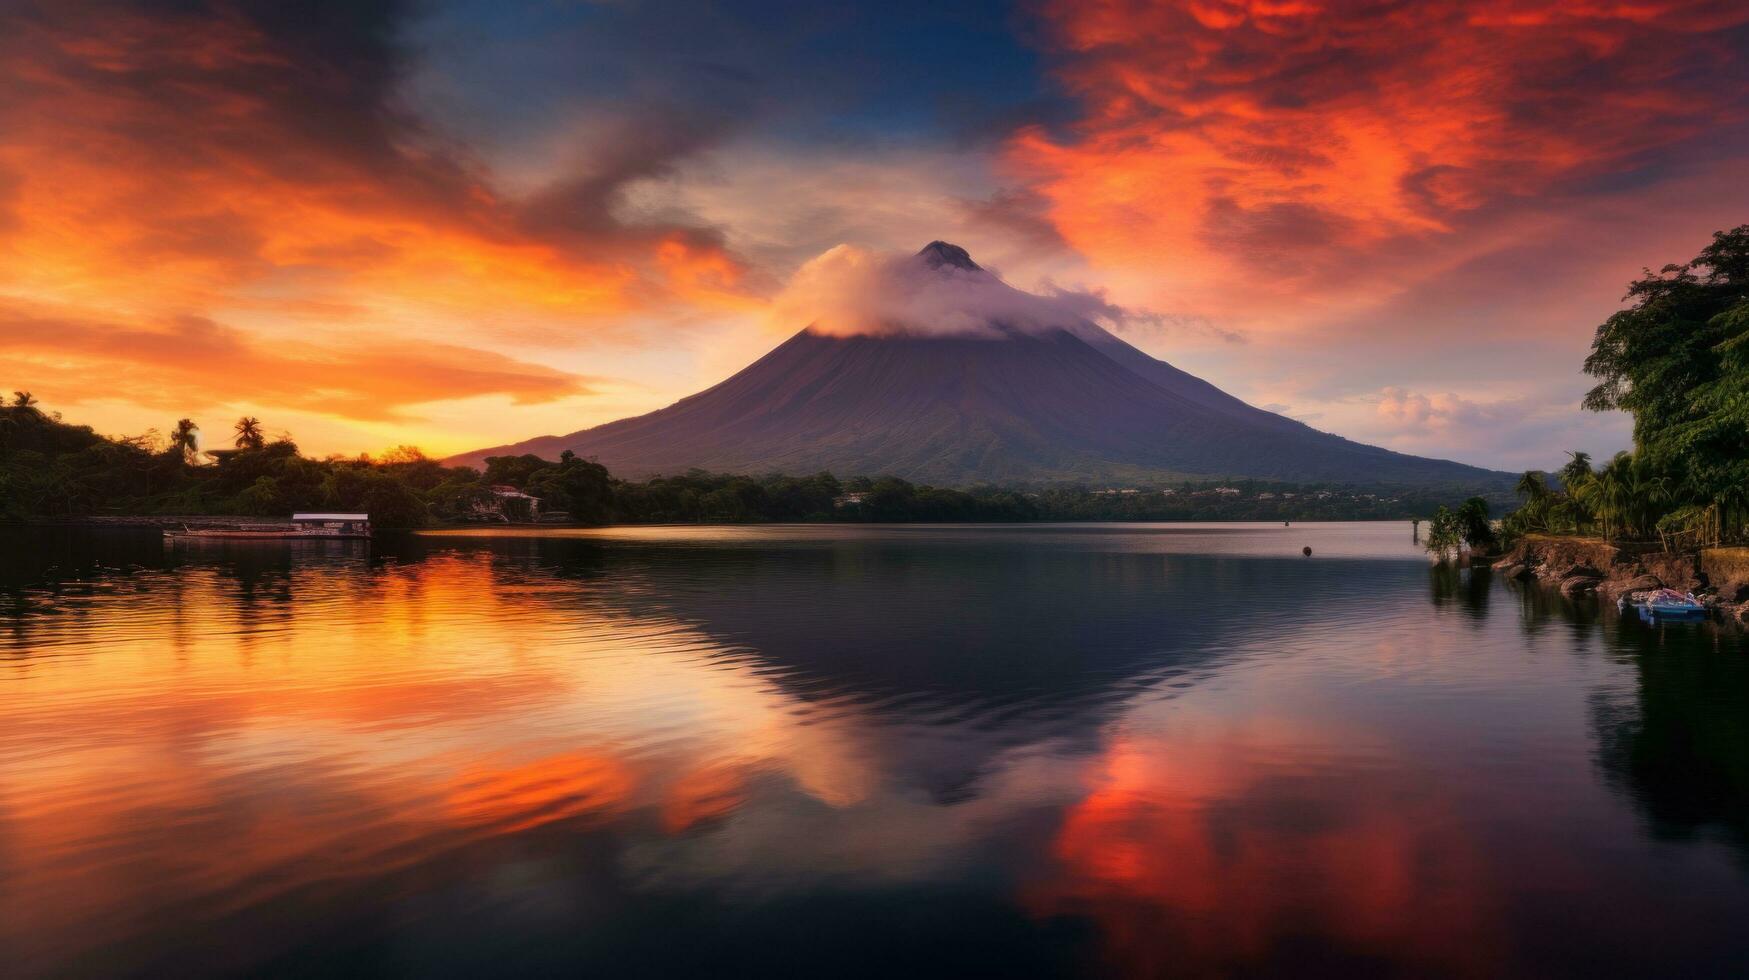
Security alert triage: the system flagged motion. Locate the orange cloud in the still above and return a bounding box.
[1010,0,1749,328]
[0,300,590,421]
[0,0,756,436]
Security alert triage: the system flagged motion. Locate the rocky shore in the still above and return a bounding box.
[1489,535,1749,625]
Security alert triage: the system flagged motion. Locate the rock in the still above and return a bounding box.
[1512,565,1536,582]
[1499,564,1527,581]
[1644,552,1705,592]
[1560,573,1602,598]
[1567,564,1604,580]
[1719,580,1749,604]
[1624,573,1663,592]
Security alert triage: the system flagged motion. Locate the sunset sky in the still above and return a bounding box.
[5,0,1749,470]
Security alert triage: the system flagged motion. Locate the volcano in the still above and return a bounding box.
[451,243,1506,487]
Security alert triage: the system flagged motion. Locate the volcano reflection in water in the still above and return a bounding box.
[1,523,1747,978]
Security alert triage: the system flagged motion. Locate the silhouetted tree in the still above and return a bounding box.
[169,418,200,466]
[233,416,264,450]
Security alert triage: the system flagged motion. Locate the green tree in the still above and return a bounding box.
[524,451,614,523]
[320,465,429,528]
[482,454,552,489]
[1515,470,1548,503]
[1424,505,1462,561]
[235,475,286,516]
[1455,497,1496,552]
[1558,451,1592,491]
[1552,451,1597,535]
[1582,225,1749,542]
[1504,471,1552,537]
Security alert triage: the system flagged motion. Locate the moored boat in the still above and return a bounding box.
[1622,587,1707,622]
[164,512,371,541]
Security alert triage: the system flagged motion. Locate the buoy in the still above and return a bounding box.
[1303,546,1312,557]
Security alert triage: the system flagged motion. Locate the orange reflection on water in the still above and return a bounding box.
[443,752,641,835]
[1028,719,1503,976]
[0,551,895,971]
[661,761,754,833]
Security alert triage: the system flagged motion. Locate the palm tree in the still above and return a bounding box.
[1588,451,1665,541]
[170,419,200,466]
[1620,456,1669,541]
[1557,452,1598,535]
[1570,474,1604,539]
[233,416,264,450]
[1559,451,1592,490]
[1511,471,1551,532]
[1515,470,1549,502]
[1606,454,1630,540]
[12,391,38,410]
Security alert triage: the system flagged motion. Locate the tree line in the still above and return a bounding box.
[1,398,1497,527]
[1430,224,1749,557]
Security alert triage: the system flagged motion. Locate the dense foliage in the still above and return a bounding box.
[0,402,449,528]
[1,399,1499,526]
[1497,225,1749,548]
[1424,497,1497,560]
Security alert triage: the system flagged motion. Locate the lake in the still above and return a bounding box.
[2,522,1747,977]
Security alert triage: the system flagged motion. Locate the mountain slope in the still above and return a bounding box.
[451,244,1508,488]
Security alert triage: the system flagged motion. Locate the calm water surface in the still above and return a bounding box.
[2,522,1747,977]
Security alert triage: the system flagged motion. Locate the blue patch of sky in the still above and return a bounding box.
[405,0,1074,155]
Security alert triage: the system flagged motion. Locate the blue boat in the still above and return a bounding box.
[1628,588,1707,622]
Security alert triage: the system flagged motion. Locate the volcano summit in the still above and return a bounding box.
[452,243,1505,487]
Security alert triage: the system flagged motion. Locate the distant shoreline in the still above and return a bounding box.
[9,514,1428,530]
